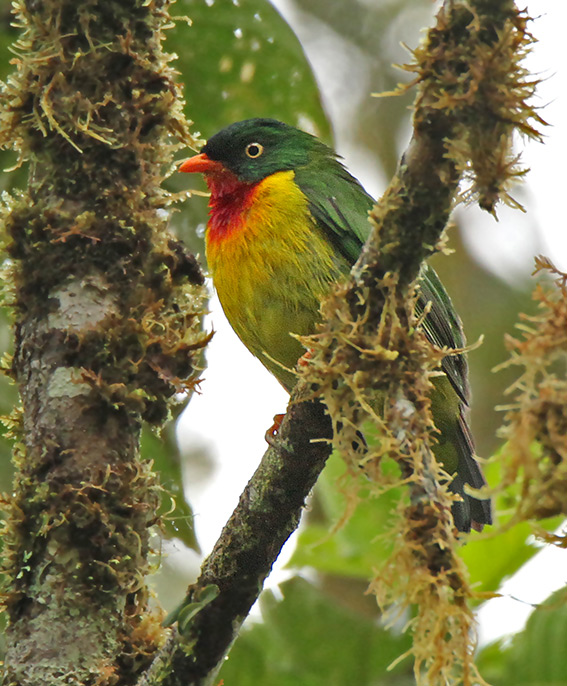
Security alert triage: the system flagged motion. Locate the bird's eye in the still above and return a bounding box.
[245,142,264,159]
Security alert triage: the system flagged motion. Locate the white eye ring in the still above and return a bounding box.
[245,142,264,158]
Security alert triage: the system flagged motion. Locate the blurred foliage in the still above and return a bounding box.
[479,587,567,685]
[290,452,397,578]
[0,4,20,189]
[0,0,563,683]
[172,0,330,140]
[142,424,200,552]
[219,576,415,686]
[289,0,434,178]
[292,452,558,597]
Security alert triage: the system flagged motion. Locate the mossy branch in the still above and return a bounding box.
[0,1,207,684]
[137,398,332,686]
[498,258,567,524]
[303,1,538,684]
[143,2,539,686]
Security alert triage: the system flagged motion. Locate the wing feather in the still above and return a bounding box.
[295,159,470,404]
[294,156,491,530]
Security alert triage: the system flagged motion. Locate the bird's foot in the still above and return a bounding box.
[265,413,285,445]
[297,349,313,367]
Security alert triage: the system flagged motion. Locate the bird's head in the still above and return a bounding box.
[179,118,330,185]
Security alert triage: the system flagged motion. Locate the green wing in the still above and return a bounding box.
[294,158,374,264]
[294,155,491,531]
[294,160,469,404]
[416,265,470,404]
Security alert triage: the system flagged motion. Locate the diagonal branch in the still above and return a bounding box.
[138,395,332,686]
[141,1,538,684]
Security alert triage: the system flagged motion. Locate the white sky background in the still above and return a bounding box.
[175,0,567,645]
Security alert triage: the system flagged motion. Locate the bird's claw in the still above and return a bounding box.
[265,413,285,445]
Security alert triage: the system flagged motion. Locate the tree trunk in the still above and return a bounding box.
[0,1,206,683]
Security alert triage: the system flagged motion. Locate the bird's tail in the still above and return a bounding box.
[449,414,492,533]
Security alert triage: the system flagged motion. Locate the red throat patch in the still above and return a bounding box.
[204,169,258,245]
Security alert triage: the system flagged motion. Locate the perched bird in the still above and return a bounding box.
[179,118,491,533]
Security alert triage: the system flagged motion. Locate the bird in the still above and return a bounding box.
[179,118,492,533]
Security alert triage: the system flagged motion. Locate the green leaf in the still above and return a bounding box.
[169,583,220,633]
[459,520,536,595]
[141,424,200,552]
[219,576,414,686]
[170,0,330,141]
[481,587,567,686]
[289,452,398,579]
[292,443,563,606]
[460,453,562,595]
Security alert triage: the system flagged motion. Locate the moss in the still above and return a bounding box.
[0,0,208,424]
[296,2,540,684]
[408,4,543,214]
[0,0,208,683]
[499,259,567,523]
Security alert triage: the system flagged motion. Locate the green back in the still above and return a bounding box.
[295,157,374,264]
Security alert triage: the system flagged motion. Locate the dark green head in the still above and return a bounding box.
[199,118,335,183]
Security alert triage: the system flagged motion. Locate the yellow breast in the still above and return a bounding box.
[206,170,347,390]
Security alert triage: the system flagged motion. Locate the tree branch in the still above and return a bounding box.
[141,0,538,684]
[138,396,332,686]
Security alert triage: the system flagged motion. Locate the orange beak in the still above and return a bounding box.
[179,153,225,174]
